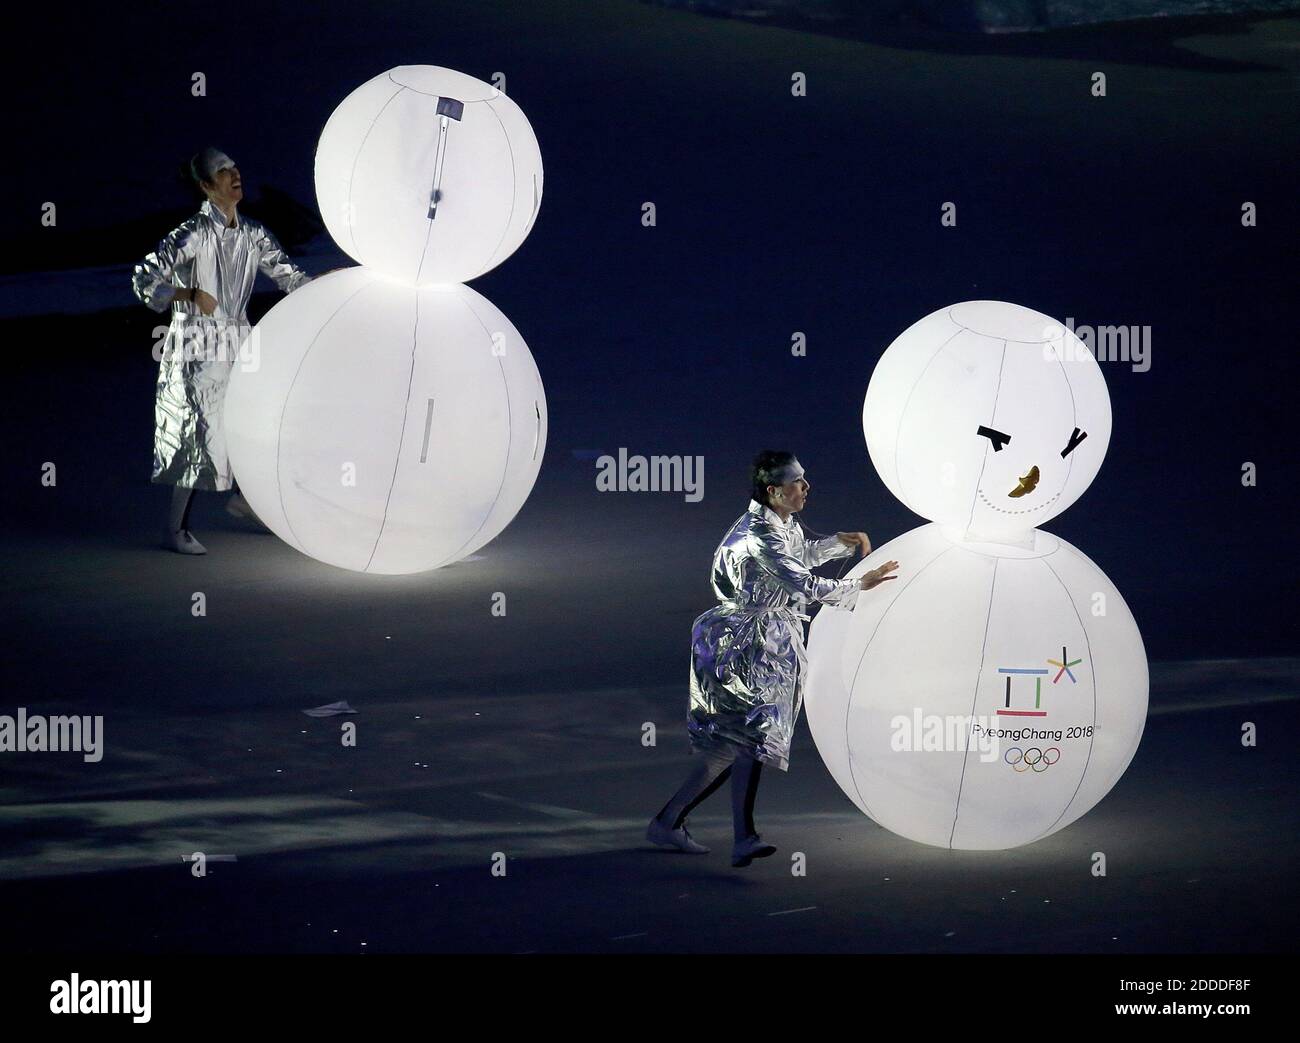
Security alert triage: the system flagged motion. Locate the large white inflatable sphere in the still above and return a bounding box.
[805,523,1147,850]
[224,269,547,574]
[315,65,543,285]
[864,302,1112,542]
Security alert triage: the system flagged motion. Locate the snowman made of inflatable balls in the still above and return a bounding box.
[806,300,1148,850]
[225,65,546,574]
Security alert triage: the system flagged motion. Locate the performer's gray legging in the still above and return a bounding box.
[168,485,197,533]
[655,746,764,841]
[168,484,241,532]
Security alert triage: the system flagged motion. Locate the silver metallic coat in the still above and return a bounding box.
[131,199,312,490]
[688,500,860,771]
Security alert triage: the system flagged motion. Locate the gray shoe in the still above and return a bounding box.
[731,833,777,868]
[646,817,710,854]
[165,528,207,555]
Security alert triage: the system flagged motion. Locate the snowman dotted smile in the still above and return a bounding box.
[977,487,1061,515]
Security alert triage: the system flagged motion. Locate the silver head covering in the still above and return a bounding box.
[190,147,236,186]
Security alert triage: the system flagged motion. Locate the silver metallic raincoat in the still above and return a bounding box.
[131,199,312,489]
[688,499,861,771]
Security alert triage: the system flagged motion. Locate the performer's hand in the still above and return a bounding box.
[837,531,871,555]
[859,560,899,590]
[194,289,218,316]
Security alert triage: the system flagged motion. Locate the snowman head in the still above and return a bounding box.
[314,65,543,286]
[864,301,1112,542]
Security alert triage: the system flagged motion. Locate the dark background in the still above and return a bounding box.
[0,1,1295,957]
[5,0,1296,658]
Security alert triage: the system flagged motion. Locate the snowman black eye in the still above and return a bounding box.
[1061,427,1087,458]
[976,425,1011,452]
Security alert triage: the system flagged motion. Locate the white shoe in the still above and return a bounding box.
[165,528,207,555]
[731,833,777,868]
[646,817,710,854]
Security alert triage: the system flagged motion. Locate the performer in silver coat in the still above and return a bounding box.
[131,147,313,554]
[648,450,900,866]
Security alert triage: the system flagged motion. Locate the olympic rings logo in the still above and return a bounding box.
[1004,746,1061,773]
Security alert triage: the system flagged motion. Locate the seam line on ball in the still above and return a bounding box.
[276,276,374,558]
[892,324,964,512]
[429,294,514,569]
[948,556,1000,849]
[844,541,956,825]
[475,97,521,279]
[1027,555,1099,843]
[963,340,1008,533]
[364,286,422,572]
[345,83,407,263]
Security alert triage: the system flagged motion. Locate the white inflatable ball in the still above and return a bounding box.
[806,523,1147,850]
[315,65,543,285]
[864,301,1111,542]
[224,269,546,574]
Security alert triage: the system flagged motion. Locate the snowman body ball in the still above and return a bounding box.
[806,301,1148,850]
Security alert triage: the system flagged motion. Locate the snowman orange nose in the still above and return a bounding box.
[1008,465,1040,498]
